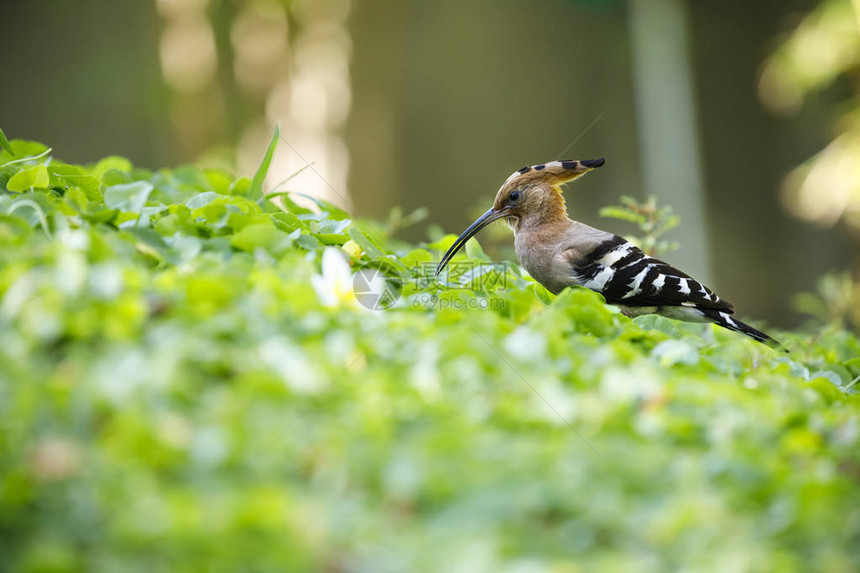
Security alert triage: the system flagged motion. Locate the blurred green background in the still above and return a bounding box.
[1,0,858,327]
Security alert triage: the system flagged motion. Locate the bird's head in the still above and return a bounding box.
[436,158,604,275]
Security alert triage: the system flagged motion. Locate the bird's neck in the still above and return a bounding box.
[511,193,576,295]
[512,188,572,236]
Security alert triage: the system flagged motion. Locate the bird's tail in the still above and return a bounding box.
[698,308,787,352]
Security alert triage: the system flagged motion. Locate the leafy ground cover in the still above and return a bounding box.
[1,129,859,572]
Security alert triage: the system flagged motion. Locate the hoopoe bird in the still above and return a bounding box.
[436,159,785,350]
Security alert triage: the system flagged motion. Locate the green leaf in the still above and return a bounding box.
[231,223,288,253]
[598,205,643,224]
[204,169,233,194]
[403,248,433,268]
[296,232,322,251]
[248,125,280,201]
[0,127,14,156]
[186,191,220,209]
[6,198,52,237]
[348,227,385,258]
[48,164,100,197]
[121,227,176,263]
[101,168,133,187]
[464,236,488,260]
[271,211,303,233]
[313,233,349,245]
[427,234,458,253]
[7,140,48,160]
[91,156,133,180]
[316,218,351,235]
[6,165,49,192]
[104,181,154,214]
[269,191,314,215]
[64,187,119,224]
[227,176,251,196]
[284,192,350,220]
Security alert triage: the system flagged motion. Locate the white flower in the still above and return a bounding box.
[311,247,356,308]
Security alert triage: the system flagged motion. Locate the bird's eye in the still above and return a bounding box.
[509,191,521,203]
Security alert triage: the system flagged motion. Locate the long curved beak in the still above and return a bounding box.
[435,207,509,275]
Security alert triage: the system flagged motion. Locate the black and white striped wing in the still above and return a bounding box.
[566,235,733,312]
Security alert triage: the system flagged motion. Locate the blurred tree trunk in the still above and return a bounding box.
[629,0,711,281]
[209,0,245,147]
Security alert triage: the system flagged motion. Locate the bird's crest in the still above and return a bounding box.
[503,158,605,189]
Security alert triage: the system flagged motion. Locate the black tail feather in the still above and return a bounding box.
[698,308,787,352]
